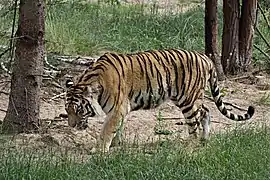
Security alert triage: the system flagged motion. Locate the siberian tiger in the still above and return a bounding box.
[65,49,255,152]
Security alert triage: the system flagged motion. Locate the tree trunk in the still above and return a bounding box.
[222,0,240,75]
[3,0,45,133]
[239,0,257,71]
[205,0,225,80]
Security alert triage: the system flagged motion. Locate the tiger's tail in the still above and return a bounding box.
[209,69,255,121]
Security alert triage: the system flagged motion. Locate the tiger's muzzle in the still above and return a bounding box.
[66,104,88,130]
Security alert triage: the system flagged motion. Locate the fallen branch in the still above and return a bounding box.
[43,68,60,75]
[0,80,11,84]
[254,44,270,61]
[211,120,231,125]
[0,108,7,112]
[0,90,9,95]
[55,55,97,66]
[229,75,251,81]
[0,47,11,59]
[44,56,59,71]
[0,61,11,74]
[154,115,185,121]
[258,2,270,30]
[59,113,68,118]
[255,27,270,49]
[204,95,246,111]
[223,102,247,112]
[49,92,66,101]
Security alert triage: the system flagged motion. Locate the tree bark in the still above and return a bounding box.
[205,0,225,80]
[239,0,257,71]
[3,0,45,133]
[222,0,240,75]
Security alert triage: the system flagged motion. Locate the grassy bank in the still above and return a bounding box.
[0,2,268,61]
[45,2,205,55]
[1,126,270,180]
[0,2,206,56]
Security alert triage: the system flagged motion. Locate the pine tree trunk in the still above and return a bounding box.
[3,0,45,133]
[222,0,240,75]
[205,0,225,80]
[239,0,257,71]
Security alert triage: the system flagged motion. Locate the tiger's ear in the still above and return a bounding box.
[66,79,74,88]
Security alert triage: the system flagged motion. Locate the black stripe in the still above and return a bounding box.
[237,115,244,120]
[182,105,193,114]
[230,113,235,120]
[111,53,125,78]
[145,53,155,77]
[154,63,164,96]
[212,88,219,97]
[127,55,134,73]
[134,90,142,103]
[221,107,227,115]
[101,94,110,109]
[97,86,104,105]
[216,96,222,107]
[159,50,171,65]
[119,54,128,65]
[108,96,117,113]
[186,108,199,119]
[104,55,122,106]
[133,96,144,110]
[140,54,152,94]
[84,73,99,81]
[167,50,180,99]
[128,90,134,98]
[170,49,185,101]
[94,64,107,72]
[136,56,144,75]
[153,51,171,97]
[186,52,200,105]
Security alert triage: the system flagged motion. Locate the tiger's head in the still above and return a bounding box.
[65,78,103,129]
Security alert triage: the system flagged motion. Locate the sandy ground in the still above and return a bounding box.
[0,72,269,153]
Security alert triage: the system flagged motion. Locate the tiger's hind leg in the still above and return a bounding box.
[200,104,211,140]
[181,104,210,140]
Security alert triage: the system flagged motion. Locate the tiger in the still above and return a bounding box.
[65,48,255,153]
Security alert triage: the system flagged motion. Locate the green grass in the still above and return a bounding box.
[1,126,270,180]
[0,1,268,62]
[44,2,205,55]
[0,2,205,56]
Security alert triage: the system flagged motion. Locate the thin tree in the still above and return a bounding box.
[222,0,257,75]
[239,0,257,71]
[3,0,45,133]
[222,0,240,75]
[205,0,225,80]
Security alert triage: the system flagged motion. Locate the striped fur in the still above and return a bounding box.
[65,49,255,152]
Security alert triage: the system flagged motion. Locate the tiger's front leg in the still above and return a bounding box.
[97,109,127,153]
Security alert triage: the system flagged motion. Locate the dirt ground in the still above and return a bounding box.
[0,63,270,153]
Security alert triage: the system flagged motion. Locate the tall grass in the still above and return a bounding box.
[45,2,205,55]
[1,126,270,180]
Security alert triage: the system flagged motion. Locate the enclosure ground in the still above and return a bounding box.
[0,70,269,152]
